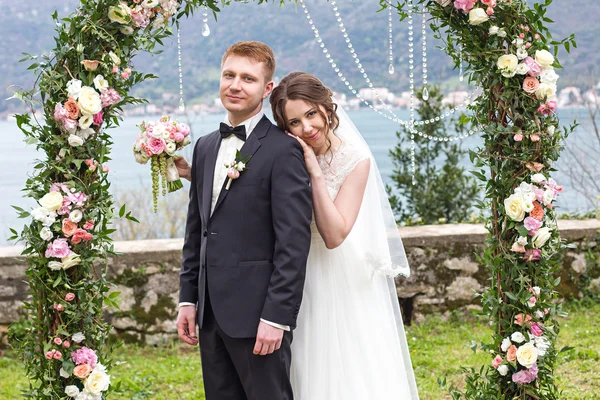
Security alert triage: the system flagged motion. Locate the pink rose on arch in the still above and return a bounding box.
[93,111,103,126]
[71,228,93,244]
[492,355,503,369]
[148,137,166,155]
[45,238,72,259]
[522,76,540,94]
[512,364,539,384]
[177,123,191,136]
[65,293,75,302]
[53,103,68,123]
[100,88,122,108]
[511,242,526,253]
[537,101,557,116]
[71,346,98,368]
[530,322,543,336]
[524,249,542,262]
[524,217,542,233]
[523,57,542,77]
[481,0,496,6]
[454,0,476,13]
[534,188,545,202]
[45,350,55,360]
[514,133,524,142]
[63,118,78,132]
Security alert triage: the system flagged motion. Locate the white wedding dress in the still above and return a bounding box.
[290,137,420,400]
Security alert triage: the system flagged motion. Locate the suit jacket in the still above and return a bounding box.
[179,115,313,339]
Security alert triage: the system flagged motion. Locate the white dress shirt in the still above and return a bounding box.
[179,111,290,331]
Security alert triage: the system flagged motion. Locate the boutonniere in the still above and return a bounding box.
[224,150,252,190]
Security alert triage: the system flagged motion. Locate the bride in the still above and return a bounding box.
[269,72,419,399]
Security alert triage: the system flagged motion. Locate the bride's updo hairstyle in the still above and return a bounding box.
[270,72,340,159]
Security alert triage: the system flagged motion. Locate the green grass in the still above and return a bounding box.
[1,302,599,399]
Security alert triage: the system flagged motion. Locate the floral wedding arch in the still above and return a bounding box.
[10,0,575,398]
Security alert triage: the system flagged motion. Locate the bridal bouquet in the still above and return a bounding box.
[133,116,192,212]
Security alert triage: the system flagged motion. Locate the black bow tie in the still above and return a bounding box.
[220,123,246,141]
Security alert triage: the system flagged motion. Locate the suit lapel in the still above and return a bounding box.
[211,116,271,216]
[201,131,221,224]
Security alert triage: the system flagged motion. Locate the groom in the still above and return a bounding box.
[176,41,312,400]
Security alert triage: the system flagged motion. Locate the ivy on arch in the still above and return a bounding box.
[10,0,575,398]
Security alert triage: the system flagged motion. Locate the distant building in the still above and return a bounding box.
[557,87,583,107]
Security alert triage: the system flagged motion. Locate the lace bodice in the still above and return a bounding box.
[316,140,369,200]
[310,140,369,241]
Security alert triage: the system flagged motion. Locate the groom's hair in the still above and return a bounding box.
[221,41,276,82]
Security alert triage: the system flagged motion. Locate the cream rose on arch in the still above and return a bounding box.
[533,227,552,248]
[469,8,490,25]
[497,54,519,78]
[504,194,526,222]
[108,3,131,24]
[535,49,555,68]
[84,368,111,395]
[39,191,64,211]
[78,87,102,115]
[516,342,539,368]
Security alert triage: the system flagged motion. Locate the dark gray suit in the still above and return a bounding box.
[179,115,312,400]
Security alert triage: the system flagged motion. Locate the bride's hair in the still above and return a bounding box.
[270,72,340,161]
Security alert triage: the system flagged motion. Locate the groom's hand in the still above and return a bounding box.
[176,305,198,346]
[253,321,283,356]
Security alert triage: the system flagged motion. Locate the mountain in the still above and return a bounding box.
[0,0,598,113]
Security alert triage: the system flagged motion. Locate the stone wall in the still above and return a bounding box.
[1,220,599,345]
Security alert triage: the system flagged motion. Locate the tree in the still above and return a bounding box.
[387,86,480,224]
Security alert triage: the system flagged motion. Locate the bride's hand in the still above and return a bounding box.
[287,133,322,178]
[174,155,192,182]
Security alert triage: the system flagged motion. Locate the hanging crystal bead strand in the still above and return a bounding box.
[421,4,429,101]
[177,25,185,112]
[388,2,394,74]
[408,0,416,185]
[202,6,210,37]
[459,44,464,82]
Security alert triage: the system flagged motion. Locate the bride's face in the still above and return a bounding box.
[284,99,329,150]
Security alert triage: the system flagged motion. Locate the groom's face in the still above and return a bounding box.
[220,54,274,124]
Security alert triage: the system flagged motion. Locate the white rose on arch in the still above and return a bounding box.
[535,82,557,100]
[504,194,526,222]
[108,4,131,25]
[469,8,490,25]
[533,227,552,248]
[77,86,102,115]
[535,49,555,68]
